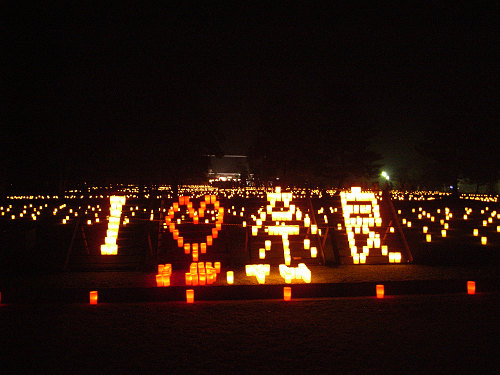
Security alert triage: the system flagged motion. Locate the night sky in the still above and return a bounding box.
[4,3,498,188]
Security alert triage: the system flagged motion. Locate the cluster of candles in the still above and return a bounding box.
[156,264,172,286]
[185,261,221,286]
[245,264,270,284]
[279,263,311,283]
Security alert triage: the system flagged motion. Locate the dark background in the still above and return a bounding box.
[3,3,498,191]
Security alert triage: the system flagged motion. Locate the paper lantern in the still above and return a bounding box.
[186,289,194,303]
[162,275,170,287]
[185,272,192,285]
[200,243,207,253]
[381,245,388,256]
[304,216,310,227]
[311,224,317,234]
[376,284,384,299]
[441,229,447,237]
[214,262,221,273]
[265,240,271,250]
[206,235,213,246]
[481,236,487,245]
[177,237,184,247]
[467,281,476,295]
[89,291,98,305]
[226,271,234,284]
[156,274,163,287]
[212,228,218,238]
[259,248,266,259]
[426,234,431,242]
[191,273,199,286]
[473,228,478,236]
[184,243,190,254]
[304,239,310,250]
[283,287,291,301]
[310,247,317,258]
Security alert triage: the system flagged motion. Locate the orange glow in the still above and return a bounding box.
[186,289,194,303]
[177,237,184,247]
[185,272,192,285]
[156,274,163,287]
[200,243,207,253]
[89,291,98,305]
[376,284,384,299]
[212,228,218,238]
[214,262,221,273]
[283,287,291,301]
[184,243,190,254]
[207,235,213,246]
[162,275,170,287]
[259,248,266,259]
[467,281,476,295]
[481,236,487,245]
[227,271,234,284]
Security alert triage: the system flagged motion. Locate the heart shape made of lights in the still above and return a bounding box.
[165,195,224,260]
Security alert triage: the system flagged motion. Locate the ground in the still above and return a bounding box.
[1,293,499,374]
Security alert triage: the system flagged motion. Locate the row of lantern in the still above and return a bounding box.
[100,195,126,255]
[86,280,479,305]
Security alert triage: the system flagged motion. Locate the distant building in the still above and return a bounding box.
[207,155,251,185]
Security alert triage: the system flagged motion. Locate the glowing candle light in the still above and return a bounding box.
[426,234,431,242]
[156,274,163,287]
[473,229,478,236]
[265,240,271,250]
[481,236,487,245]
[200,243,207,253]
[381,245,388,256]
[212,228,218,238]
[304,239,310,250]
[184,243,190,254]
[467,281,476,295]
[376,284,384,299]
[259,248,266,259]
[186,289,194,303]
[310,247,317,258]
[304,216,310,227]
[185,272,192,285]
[441,229,447,237]
[207,235,213,246]
[177,237,184,247]
[226,270,234,284]
[283,287,291,301]
[89,291,98,305]
[162,275,170,287]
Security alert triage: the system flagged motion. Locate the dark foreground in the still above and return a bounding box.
[2,293,499,374]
